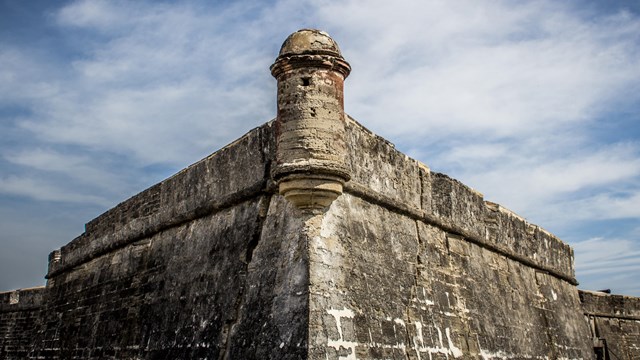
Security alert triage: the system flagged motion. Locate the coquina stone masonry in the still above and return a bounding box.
[580,290,640,359]
[1,29,639,360]
[0,288,44,359]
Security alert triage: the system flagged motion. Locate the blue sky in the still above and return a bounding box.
[1,0,639,296]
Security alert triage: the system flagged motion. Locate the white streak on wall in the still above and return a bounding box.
[413,322,423,360]
[436,326,444,348]
[414,320,424,348]
[324,309,468,360]
[327,308,354,340]
[413,287,435,307]
[327,308,357,360]
[446,328,463,358]
[479,347,582,360]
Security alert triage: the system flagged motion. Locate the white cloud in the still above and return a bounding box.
[10,1,278,167]
[0,175,110,206]
[574,237,640,294]
[317,0,640,140]
[4,148,129,193]
[450,142,640,229]
[545,191,640,223]
[56,0,132,31]
[19,82,272,164]
[0,49,62,105]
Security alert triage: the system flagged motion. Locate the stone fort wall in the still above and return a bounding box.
[2,115,639,360]
[2,29,639,359]
[306,118,594,359]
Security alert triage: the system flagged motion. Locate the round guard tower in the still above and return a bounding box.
[270,29,352,210]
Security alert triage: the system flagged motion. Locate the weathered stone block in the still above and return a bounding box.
[431,172,486,240]
[346,118,423,211]
[485,202,575,282]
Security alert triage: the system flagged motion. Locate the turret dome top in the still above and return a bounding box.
[278,29,343,57]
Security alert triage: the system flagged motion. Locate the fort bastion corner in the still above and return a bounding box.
[1,29,639,360]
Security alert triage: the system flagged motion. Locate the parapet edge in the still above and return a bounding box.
[344,115,577,284]
[47,120,277,279]
[0,286,46,312]
[579,289,640,319]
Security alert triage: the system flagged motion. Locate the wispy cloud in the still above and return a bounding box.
[5,148,129,192]
[456,143,640,221]
[12,1,280,164]
[0,175,110,206]
[56,0,127,31]
[323,0,640,139]
[574,236,640,294]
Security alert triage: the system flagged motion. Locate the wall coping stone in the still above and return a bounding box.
[46,121,276,279]
[580,289,640,320]
[0,286,45,312]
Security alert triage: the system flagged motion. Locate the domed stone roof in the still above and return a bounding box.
[278,29,343,57]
